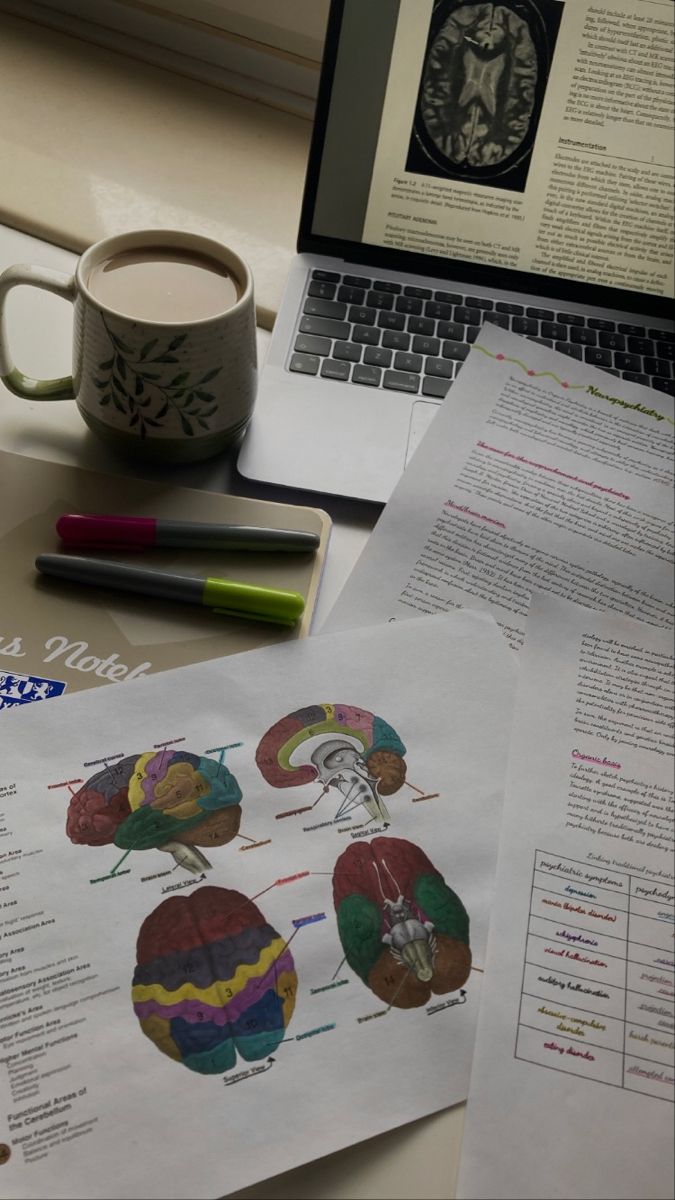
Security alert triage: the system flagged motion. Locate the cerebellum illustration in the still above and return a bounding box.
[332,837,471,1008]
[255,703,408,823]
[66,748,243,876]
[407,0,563,189]
[131,886,297,1073]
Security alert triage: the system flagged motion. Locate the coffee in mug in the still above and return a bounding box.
[0,229,257,464]
[87,247,242,322]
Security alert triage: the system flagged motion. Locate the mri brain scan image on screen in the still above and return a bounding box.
[407,0,564,191]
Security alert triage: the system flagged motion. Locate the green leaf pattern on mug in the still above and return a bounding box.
[95,321,221,437]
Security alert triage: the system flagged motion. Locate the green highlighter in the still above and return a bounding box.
[35,555,306,627]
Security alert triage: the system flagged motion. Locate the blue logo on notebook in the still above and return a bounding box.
[0,671,67,710]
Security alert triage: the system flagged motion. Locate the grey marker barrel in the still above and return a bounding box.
[155,520,320,552]
[36,554,206,604]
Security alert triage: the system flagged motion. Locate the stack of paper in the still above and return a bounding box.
[0,327,672,1199]
[322,325,674,1200]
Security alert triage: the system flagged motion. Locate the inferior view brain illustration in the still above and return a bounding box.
[333,836,471,1009]
[66,749,242,854]
[132,886,297,1073]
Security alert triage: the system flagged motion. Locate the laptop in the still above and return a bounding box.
[237,0,675,503]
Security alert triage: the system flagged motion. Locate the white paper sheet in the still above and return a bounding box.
[322,326,674,646]
[457,595,674,1200]
[0,611,516,1199]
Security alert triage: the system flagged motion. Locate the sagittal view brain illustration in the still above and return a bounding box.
[408,0,562,188]
[333,837,471,1008]
[66,749,242,875]
[132,886,297,1074]
[255,703,408,823]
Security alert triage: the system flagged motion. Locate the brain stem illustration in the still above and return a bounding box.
[375,852,437,985]
[310,739,390,823]
[157,840,211,874]
[382,895,437,983]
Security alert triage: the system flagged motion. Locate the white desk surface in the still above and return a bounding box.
[0,223,463,1200]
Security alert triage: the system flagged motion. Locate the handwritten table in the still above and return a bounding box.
[516,850,674,1101]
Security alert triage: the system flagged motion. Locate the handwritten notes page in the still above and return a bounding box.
[322,325,674,645]
[457,595,674,1200]
[0,611,516,1199]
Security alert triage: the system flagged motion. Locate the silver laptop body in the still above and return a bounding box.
[238,0,674,503]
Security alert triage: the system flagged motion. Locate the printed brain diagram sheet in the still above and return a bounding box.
[457,595,674,1200]
[0,612,516,1199]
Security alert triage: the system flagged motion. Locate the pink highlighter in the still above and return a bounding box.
[55,513,320,553]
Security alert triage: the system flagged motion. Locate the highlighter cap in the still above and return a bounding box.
[203,577,305,623]
[57,513,156,549]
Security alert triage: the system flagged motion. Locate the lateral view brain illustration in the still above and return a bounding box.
[332,836,472,1008]
[132,886,297,1073]
[66,749,243,874]
[255,703,408,823]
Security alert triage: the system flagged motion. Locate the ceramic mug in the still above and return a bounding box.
[0,229,257,463]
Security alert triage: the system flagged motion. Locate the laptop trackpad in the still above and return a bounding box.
[406,399,440,464]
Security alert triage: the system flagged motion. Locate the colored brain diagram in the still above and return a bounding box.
[255,702,438,825]
[333,838,471,1010]
[132,886,298,1074]
[54,703,472,1078]
[64,746,244,879]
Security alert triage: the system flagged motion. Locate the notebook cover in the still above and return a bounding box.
[0,450,330,710]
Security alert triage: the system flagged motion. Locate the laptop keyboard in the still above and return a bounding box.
[288,269,675,399]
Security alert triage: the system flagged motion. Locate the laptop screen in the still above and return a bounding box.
[300,0,674,317]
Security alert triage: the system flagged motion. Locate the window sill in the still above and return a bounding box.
[0,12,312,327]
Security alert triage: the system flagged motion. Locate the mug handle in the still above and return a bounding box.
[0,264,76,399]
